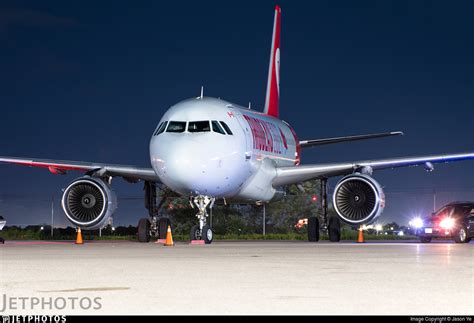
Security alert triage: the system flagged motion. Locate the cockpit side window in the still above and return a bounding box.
[212,120,225,135]
[167,121,186,133]
[188,121,210,133]
[220,121,233,135]
[153,122,163,136]
[154,121,168,136]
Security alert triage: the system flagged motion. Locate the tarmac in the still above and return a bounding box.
[0,240,473,315]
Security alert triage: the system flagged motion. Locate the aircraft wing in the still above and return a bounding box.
[0,156,159,182]
[273,152,474,186]
[299,131,404,148]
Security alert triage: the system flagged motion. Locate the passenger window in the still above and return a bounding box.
[188,121,210,133]
[220,121,233,135]
[166,121,186,133]
[212,121,226,135]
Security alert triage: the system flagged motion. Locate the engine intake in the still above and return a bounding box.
[333,174,385,225]
[61,176,117,230]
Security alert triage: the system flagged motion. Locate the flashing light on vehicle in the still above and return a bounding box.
[439,217,455,230]
[410,217,423,229]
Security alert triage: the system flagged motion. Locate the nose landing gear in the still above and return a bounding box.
[190,195,215,244]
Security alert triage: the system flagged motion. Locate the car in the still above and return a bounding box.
[416,202,474,243]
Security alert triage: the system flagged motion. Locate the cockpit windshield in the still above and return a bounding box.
[157,120,233,135]
[188,121,210,133]
[166,121,186,133]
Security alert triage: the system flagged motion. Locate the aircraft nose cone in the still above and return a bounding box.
[163,148,196,190]
[150,134,246,197]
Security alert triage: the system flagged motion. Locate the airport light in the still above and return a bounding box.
[40,226,44,231]
[311,195,318,203]
[398,231,404,236]
[375,224,383,232]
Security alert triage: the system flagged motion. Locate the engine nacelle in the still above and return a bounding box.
[333,174,385,225]
[61,176,117,230]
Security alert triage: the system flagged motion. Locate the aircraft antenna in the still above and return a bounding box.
[200,86,204,99]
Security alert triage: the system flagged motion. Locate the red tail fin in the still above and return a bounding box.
[264,5,281,118]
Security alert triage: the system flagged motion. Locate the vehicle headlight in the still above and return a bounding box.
[411,217,423,229]
[439,218,455,230]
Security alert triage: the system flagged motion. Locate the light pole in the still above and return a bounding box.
[263,204,266,236]
[51,196,54,238]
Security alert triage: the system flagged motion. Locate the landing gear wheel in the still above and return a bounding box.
[328,216,341,242]
[420,236,432,243]
[454,225,469,243]
[190,225,201,241]
[0,237,4,244]
[158,218,171,240]
[138,218,151,243]
[308,216,320,242]
[202,225,213,244]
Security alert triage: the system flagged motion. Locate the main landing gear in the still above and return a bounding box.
[138,182,171,243]
[189,195,215,244]
[308,178,341,242]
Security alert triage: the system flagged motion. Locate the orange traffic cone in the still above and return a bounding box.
[357,227,365,243]
[164,225,174,247]
[75,228,84,245]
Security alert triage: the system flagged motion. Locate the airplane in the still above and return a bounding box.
[1,5,473,244]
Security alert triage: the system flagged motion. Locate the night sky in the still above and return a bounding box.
[0,0,473,227]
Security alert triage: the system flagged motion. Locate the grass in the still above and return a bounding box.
[0,227,417,241]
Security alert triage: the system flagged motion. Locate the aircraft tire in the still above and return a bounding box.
[308,216,320,242]
[159,217,171,240]
[138,218,151,243]
[328,216,341,242]
[202,225,213,244]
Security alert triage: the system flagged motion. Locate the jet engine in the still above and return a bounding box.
[332,174,385,225]
[61,176,117,230]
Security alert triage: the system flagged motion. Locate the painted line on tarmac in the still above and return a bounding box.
[2,241,72,246]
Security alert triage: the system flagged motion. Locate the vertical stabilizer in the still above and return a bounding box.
[264,5,281,118]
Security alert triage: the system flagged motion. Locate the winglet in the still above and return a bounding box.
[263,5,281,118]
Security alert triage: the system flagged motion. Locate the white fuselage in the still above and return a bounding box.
[150,97,300,202]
